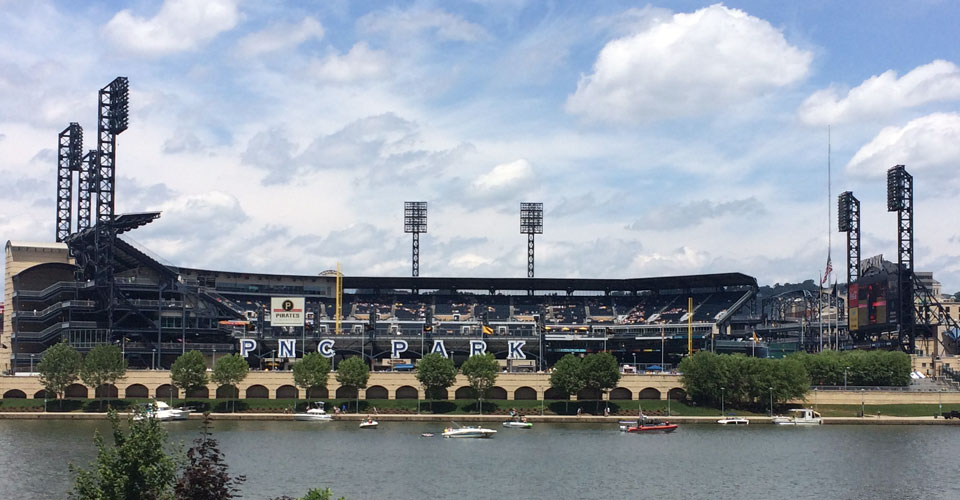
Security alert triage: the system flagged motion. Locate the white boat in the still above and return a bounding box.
[442,423,497,438]
[502,419,533,429]
[294,402,333,422]
[773,408,822,426]
[717,417,750,425]
[133,401,178,422]
[359,418,379,429]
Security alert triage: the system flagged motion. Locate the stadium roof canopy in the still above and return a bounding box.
[341,272,757,293]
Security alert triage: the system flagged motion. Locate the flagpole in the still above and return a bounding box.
[819,272,823,352]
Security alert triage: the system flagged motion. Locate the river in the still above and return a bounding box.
[0,419,956,499]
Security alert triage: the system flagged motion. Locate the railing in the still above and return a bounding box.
[13,280,95,298]
[15,321,99,341]
[811,385,952,392]
[13,300,96,318]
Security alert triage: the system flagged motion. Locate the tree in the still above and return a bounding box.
[271,488,347,500]
[549,354,584,413]
[81,344,127,409]
[69,409,178,500]
[415,353,457,412]
[38,341,82,409]
[211,354,249,412]
[175,416,245,500]
[581,352,620,412]
[292,353,331,401]
[460,353,498,414]
[335,356,369,413]
[171,351,209,399]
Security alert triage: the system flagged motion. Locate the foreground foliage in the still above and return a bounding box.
[175,417,245,500]
[679,352,810,409]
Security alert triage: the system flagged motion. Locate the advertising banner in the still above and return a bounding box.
[270,297,305,327]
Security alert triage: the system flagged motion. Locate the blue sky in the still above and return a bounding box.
[1,0,959,293]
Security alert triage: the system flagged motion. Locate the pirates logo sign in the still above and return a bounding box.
[270,297,305,327]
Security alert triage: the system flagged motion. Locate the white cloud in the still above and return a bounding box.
[472,159,534,192]
[449,253,495,270]
[799,60,960,125]
[846,113,960,188]
[358,7,490,42]
[566,4,811,122]
[235,17,324,58]
[309,43,389,83]
[102,0,241,56]
[626,197,766,231]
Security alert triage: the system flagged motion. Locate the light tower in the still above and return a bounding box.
[520,202,543,278]
[95,76,129,224]
[55,123,83,242]
[404,201,427,277]
[887,165,914,353]
[838,191,860,334]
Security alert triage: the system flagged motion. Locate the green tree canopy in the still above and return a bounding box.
[460,353,498,404]
[680,351,810,409]
[69,410,178,500]
[81,344,127,402]
[212,354,249,410]
[38,341,82,403]
[292,353,332,396]
[581,352,620,396]
[415,353,457,404]
[549,354,584,398]
[335,356,370,390]
[171,351,209,396]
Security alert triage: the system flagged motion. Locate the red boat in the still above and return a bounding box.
[626,421,678,433]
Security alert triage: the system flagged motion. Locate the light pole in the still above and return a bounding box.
[632,353,637,372]
[720,387,725,417]
[939,388,943,418]
[860,388,865,418]
[30,354,35,373]
[844,367,848,389]
[152,348,157,370]
[212,348,217,367]
[769,387,773,417]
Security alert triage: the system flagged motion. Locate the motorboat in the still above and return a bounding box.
[359,417,379,429]
[502,417,532,429]
[442,423,497,438]
[625,417,678,433]
[420,433,435,438]
[773,408,822,426]
[717,417,750,425]
[294,402,333,422]
[618,420,638,432]
[133,401,178,422]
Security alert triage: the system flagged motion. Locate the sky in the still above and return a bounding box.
[1,0,960,295]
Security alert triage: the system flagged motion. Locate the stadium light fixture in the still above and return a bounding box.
[404,201,427,277]
[520,202,543,278]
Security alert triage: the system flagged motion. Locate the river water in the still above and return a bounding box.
[0,419,956,500]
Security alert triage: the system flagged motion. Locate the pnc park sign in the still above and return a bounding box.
[239,338,529,361]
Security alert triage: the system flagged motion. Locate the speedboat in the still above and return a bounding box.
[717,417,750,425]
[625,417,678,433]
[502,417,532,429]
[773,408,822,426]
[294,402,333,422]
[133,401,177,422]
[442,423,497,438]
[359,418,379,429]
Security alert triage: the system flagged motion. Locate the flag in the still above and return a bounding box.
[821,255,833,285]
[752,331,759,343]
[482,324,494,335]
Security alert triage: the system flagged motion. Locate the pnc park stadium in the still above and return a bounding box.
[3,77,958,386]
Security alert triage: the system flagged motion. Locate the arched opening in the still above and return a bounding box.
[425,388,448,400]
[156,384,179,399]
[336,386,357,399]
[246,385,269,399]
[186,387,209,399]
[307,387,329,399]
[95,384,118,399]
[454,387,475,400]
[65,384,88,399]
[610,387,633,400]
[544,387,569,400]
[365,385,388,399]
[576,388,601,401]
[216,385,238,399]
[668,388,686,401]
[3,389,26,399]
[514,386,537,400]
[487,387,507,400]
[276,385,298,399]
[33,390,48,399]
[395,386,418,399]
[638,388,661,400]
[125,384,149,398]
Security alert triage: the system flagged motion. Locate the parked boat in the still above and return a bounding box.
[717,417,750,425]
[294,402,333,422]
[773,408,822,426]
[502,416,532,429]
[359,417,379,429]
[442,422,497,438]
[133,401,178,422]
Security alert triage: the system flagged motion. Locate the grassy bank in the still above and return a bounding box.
[3,397,959,418]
